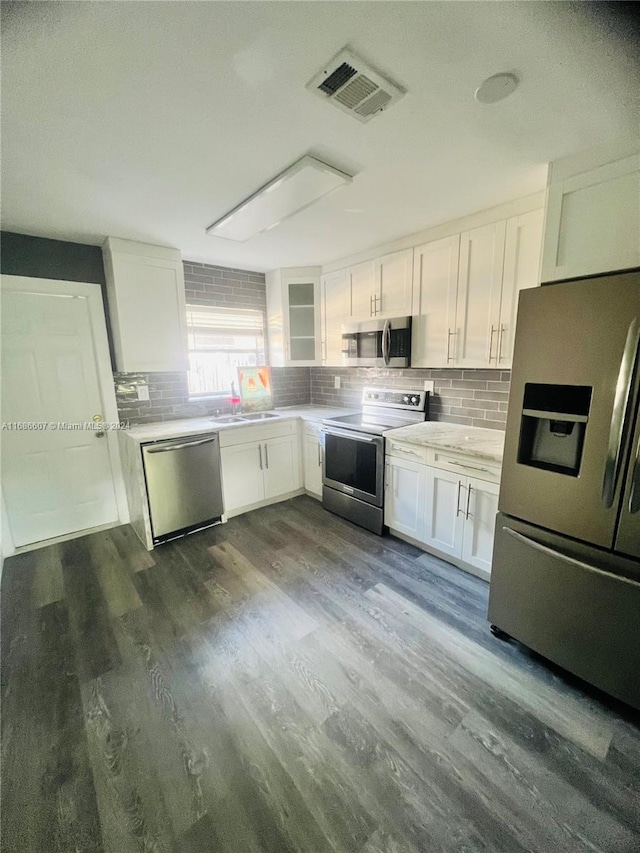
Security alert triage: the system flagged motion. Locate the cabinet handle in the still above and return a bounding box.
[456,480,464,517]
[465,485,472,520]
[497,324,506,363]
[317,441,322,467]
[258,445,263,470]
[446,329,457,364]
[370,294,375,317]
[374,294,382,315]
[488,325,498,363]
[264,443,269,469]
[449,460,490,474]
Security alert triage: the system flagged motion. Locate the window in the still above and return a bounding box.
[186,304,266,397]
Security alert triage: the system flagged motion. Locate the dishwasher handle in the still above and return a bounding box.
[144,436,218,453]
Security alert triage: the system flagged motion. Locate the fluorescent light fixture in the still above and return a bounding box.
[206,154,353,242]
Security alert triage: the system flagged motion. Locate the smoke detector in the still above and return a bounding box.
[307,48,405,123]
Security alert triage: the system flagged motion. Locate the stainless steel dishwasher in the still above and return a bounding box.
[141,432,224,544]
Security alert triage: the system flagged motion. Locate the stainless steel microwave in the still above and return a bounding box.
[341,316,412,367]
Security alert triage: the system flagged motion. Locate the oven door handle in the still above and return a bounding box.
[382,319,391,366]
[321,428,377,443]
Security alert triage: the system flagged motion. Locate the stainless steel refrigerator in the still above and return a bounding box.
[488,270,640,710]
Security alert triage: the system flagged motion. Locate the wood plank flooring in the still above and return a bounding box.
[2,495,639,853]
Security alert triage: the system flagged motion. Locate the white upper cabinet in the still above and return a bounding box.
[454,221,506,368]
[321,269,350,366]
[103,238,188,373]
[411,208,543,370]
[348,261,376,320]
[347,251,413,322]
[266,267,321,367]
[411,235,460,368]
[497,208,544,366]
[541,148,640,282]
[373,249,413,318]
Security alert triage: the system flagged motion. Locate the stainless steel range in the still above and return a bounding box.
[322,387,429,534]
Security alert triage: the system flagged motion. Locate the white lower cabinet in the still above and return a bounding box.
[385,441,501,579]
[303,423,323,498]
[460,477,500,574]
[384,456,426,540]
[263,434,299,500]
[423,466,466,559]
[219,422,302,516]
[220,442,265,513]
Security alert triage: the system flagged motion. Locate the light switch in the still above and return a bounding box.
[334,376,341,389]
[423,380,434,393]
[137,385,150,401]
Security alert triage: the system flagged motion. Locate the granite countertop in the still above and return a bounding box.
[122,405,356,444]
[383,422,505,463]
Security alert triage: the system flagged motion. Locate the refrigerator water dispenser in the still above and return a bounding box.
[517,384,592,476]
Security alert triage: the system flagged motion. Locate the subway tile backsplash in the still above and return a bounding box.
[310,367,510,430]
[114,260,509,429]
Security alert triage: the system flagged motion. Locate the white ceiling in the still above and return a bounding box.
[2,2,638,272]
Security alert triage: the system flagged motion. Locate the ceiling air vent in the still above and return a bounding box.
[307,48,405,123]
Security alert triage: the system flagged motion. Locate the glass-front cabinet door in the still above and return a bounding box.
[288,280,316,362]
[265,266,321,366]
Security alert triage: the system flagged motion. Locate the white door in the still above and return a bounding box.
[220,443,264,512]
[455,221,506,367]
[1,277,122,547]
[321,270,350,365]
[384,456,426,539]
[349,261,375,321]
[461,477,500,574]
[303,432,323,497]
[423,466,465,559]
[411,235,460,367]
[374,249,413,318]
[263,434,300,500]
[497,209,543,367]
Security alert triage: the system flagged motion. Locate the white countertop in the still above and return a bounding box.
[122,405,356,444]
[383,422,505,463]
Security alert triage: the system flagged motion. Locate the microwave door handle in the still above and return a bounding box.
[602,317,640,508]
[382,320,391,366]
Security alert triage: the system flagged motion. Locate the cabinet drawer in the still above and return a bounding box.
[218,419,298,448]
[432,451,501,483]
[386,439,430,464]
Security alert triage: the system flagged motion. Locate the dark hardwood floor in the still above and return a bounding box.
[2,495,639,852]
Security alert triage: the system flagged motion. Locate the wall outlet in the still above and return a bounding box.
[423,380,435,393]
[137,385,150,401]
[334,376,341,389]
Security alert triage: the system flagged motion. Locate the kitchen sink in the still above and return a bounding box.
[210,415,246,424]
[238,411,280,421]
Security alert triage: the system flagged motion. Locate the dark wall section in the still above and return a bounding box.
[0,231,106,284]
[0,231,115,367]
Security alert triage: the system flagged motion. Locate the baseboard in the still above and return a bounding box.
[387,528,491,583]
[10,520,124,555]
[224,488,306,520]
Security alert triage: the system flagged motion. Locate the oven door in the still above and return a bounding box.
[322,427,385,507]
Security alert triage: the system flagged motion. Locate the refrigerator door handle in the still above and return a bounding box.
[502,527,640,589]
[602,317,640,508]
[629,435,640,514]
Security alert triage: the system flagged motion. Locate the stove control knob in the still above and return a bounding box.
[411,395,419,405]
[403,395,410,403]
